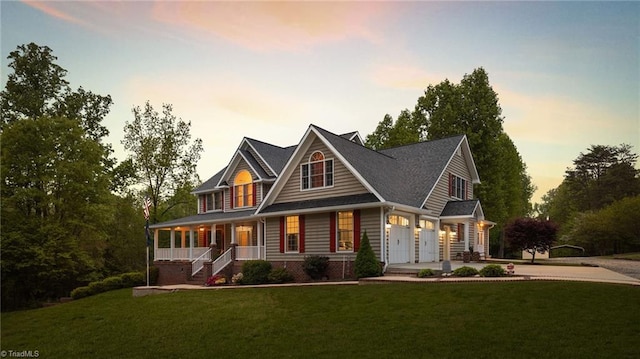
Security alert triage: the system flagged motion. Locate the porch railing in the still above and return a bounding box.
[211,248,233,277]
[235,246,260,260]
[156,247,210,261]
[191,248,212,277]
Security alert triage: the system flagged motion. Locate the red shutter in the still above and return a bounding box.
[457,223,463,243]
[279,217,285,253]
[229,186,234,209]
[329,212,336,253]
[299,215,305,253]
[448,173,453,197]
[252,183,257,206]
[353,210,361,251]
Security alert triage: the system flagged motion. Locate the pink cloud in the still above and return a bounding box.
[150,2,392,52]
[22,0,88,26]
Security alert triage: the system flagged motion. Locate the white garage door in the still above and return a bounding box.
[389,225,411,264]
[419,228,437,262]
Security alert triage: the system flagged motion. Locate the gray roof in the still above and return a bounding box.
[261,193,379,214]
[313,125,464,208]
[245,138,295,175]
[193,167,226,193]
[239,149,270,179]
[440,200,479,217]
[149,209,257,229]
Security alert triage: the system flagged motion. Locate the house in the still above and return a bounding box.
[149,124,494,285]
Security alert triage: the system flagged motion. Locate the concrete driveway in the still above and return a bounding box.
[386,259,640,286]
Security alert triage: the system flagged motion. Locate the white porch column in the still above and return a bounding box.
[211,224,216,246]
[231,223,236,244]
[153,229,159,259]
[464,223,470,252]
[170,228,175,260]
[189,227,195,260]
[257,220,262,259]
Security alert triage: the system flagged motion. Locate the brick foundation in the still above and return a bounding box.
[153,261,192,285]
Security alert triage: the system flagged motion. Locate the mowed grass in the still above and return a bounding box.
[2,282,639,358]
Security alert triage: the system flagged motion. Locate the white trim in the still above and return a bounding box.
[245,139,278,176]
[215,138,264,187]
[257,126,385,214]
[421,135,480,209]
[299,154,335,191]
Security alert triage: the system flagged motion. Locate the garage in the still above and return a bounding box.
[388,215,411,264]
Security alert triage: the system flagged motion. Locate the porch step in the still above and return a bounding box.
[188,270,207,285]
[384,268,420,276]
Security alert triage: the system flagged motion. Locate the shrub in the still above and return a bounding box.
[206,274,227,286]
[268,268,295,284]
[70,286,93,300]
[241,260,272,285]
[452,266,479,277]
[120,272,145,287]
[354,231,382,279]
[417,268,436,278]
[88,280,109,294]
[303,255,329,280]
[101,276,124,291]
[479,264,507,277]
[232,272,244,284]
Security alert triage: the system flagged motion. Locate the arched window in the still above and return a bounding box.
[301,151,333,190]
[234,170,253,207]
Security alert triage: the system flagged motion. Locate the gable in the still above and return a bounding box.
[273,136,369,204]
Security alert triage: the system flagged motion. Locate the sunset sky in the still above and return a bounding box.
[2,1,638,203]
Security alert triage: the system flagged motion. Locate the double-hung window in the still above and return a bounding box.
[234,170,253,208]
[450,174,468,200]
[301,151,333,190]
[337,211,354,251]
[285,216,299,253]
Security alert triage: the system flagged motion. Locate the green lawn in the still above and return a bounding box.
[2,282,639,358]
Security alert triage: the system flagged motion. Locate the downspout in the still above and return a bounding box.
[382,206,395,273]
[259,217,266,260]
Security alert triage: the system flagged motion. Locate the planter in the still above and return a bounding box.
[463,251,471,263]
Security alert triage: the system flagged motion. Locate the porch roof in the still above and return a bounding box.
[440,199,480,217]
[149,209,257,229]
[260,193,380,214]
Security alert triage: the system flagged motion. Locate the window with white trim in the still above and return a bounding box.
[451,174,468,200]
[337,211,353,251]
[301,151,333,190]
[234,170,253,207]
[286,216,299,253]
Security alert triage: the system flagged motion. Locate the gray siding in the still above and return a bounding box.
[275,137,368,204]
[265,208,381,261]
[425,148,474,214]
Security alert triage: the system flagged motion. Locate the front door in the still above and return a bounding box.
[419,228,437,262]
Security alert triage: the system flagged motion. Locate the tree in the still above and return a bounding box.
[505,218,558,263]
[0,43,127,310]
[123,101,203,223]
[354,231,382,278]
[366,68,534,257]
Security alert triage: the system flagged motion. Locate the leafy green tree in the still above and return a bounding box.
[505,218,558,263]
[565,196,640,256]
[366,68,534,257]
[354,231,381,278]
[0,43,133,310]
[123,101,203,223]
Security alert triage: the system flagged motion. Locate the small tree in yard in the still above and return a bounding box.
[505,218,558,263]
[354,231,382,279]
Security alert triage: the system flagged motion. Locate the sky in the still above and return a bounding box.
[2,1,638,204]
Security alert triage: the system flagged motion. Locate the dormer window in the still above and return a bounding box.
[201,192,223,213]
[301,151,333,190]
[234,170,254,208]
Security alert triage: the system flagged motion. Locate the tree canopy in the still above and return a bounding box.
[365,67,535,257]
[123,101,203,223]
[505,218,558,263]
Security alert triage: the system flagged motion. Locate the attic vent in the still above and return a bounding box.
[457,147,462,157]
